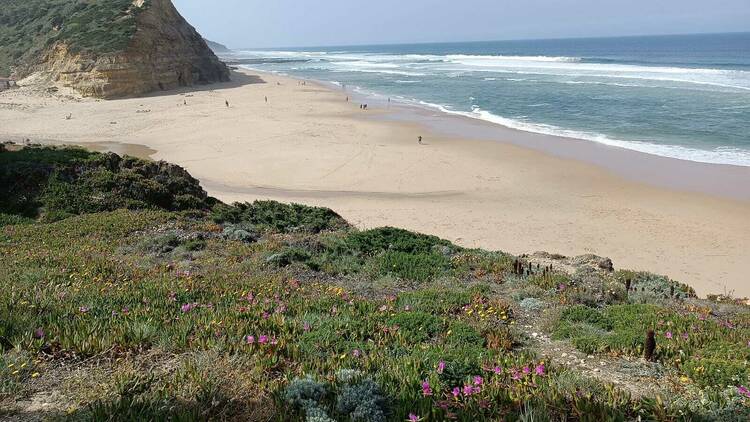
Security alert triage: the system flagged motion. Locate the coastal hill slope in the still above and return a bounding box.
[0,0,229,98]
[1,145,749,420]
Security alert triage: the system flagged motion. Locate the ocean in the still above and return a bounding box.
[228,33,750,166]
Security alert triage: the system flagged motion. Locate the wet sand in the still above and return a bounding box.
[1,69,748,297]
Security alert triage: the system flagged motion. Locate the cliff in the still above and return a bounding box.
[2,0,229,98]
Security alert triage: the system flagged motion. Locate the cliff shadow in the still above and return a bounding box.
[139,69,266,98]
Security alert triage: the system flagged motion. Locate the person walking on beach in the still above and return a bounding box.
[225,100,230,108]
[418,136,423,145]
[265,96,268,103]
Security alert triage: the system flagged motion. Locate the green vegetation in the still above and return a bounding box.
[0,0,150,76]
[0,146,211,221]
[1,147,749,420]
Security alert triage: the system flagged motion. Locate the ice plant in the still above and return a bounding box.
[246,335,255,344]
[738,386,750,399]
[473,376,483,386]
[258,335,269,344]
[422,380,433,396]
[462,384,474,396]
[535,363,546,376]
[437,360,446,374]
[493,366,502,375]
[452,387,461,398]
[408,413,421,422]
[665,331,673,339]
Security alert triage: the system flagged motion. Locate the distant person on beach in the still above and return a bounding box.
[265,96,268,103]
[418,136,423,144]
[184,100,187,106]
[225,100,230,108]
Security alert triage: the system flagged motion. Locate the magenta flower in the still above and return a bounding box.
[511,369,522,381]
[437,361,446,374]
[452,387,461,398]
[473,376,483,386]
[738,385,750,399]
[421,380,433,397]
[535,363,546,376]
[493,366,502,375]
[181,303,196,313]
[246,335,255,344]
[408,413,420,422]
[79,306,90,313]
[682,332,689,340]
[462,384,474,396]
[665,331,673,339]
[522,366,531,375]
[33,328,45,339]
[258,335,269,344]
[262,311,270,319]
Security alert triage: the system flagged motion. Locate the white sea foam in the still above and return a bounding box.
[409,101,750,166]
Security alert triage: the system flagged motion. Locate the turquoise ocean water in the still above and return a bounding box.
[228,33,750,166]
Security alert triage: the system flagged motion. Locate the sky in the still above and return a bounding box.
[172,0,750,48]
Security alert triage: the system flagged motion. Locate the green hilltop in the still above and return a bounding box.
[0,0,148,77]
[1,146,749,420]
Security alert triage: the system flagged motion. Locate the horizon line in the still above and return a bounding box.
[227,30,750,52]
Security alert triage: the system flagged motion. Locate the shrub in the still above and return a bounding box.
[211,201,348,233]
[388,312,443,343]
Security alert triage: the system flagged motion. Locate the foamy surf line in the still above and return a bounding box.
[236,65,750,167]
[411,100,750,167]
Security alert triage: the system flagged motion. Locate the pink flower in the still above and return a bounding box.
[682,332,689,340]
[473,376,483,386]
[421,380,433,396]
[522,366,531,375]
[303,322,311,332]
[462,384,474,396]
[246,335,255,344]
[437,361,446,374]
[258,335,268,344]
[665,331,673,339]
[738,386,750,399]
[79,306,90,313]
[352,349,361,358]
[493,366,502,375]
[511,369,522,381]
[181,303,196,313]
[33,328,45,339]
[262,311,270,320]
[408,413,420,422]
[535,363,546,376]
[452,387,461,398]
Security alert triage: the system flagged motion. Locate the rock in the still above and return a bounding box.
[597,257,614,272]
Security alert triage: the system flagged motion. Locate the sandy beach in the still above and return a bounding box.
[1,69,748,297]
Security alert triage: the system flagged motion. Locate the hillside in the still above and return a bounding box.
[0,0,229,97]
[1,146,749,421]
[205,39,231,54]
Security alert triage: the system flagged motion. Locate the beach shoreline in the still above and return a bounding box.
[1,68,749,297]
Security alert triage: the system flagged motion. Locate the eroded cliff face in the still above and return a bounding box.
[21,0,229,98]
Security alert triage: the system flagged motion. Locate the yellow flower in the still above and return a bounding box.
[31,372,40,378]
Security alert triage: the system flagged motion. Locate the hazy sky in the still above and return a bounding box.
[173,0,750,48]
